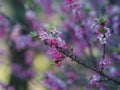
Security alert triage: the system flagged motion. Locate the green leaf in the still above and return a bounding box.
[47,24,54,31]
[103,15,107,22]
[94,18,99,23]
[30,31,37,37]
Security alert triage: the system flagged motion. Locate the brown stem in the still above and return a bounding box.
[44,40,120,85]
[103,44,106,59]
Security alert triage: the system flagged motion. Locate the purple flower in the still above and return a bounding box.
[38,30,52,41]
[57,37,67,49]
[99,58,111,69]
[47,46,65,67]
[89,74,101,87]
[97,27,111,44]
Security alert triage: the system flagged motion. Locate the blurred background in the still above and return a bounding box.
[0,0,120,90]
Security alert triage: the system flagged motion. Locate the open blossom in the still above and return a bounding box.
[94,16,112,44]
[57,37,67,49]
[41,73,66,90]
[37,25,68,49]
[97,29,111,44]
[97,34,107,44]
[89,74,101,87]
[51,27,61,36]
[38,30,52,41]
[35,25,68,67]
[97,27,111,44]
[99,58,111,69]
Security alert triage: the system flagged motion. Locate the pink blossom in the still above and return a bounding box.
[57,37,67,49]
[99,58,111,69]
[89,74,101,87]
[97,28,111,44]
[47,47,65,67]
[38,30,51,41]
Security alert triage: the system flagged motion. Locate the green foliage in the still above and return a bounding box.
[30,31,37,37]
[99,15,107,24]
[94,15,107,24]
[47,24,55,31]
[94,18,99,23]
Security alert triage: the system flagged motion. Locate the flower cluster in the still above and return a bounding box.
[97,28,111,44]
[35,25,68,67]
[47,47,65,67]
[89,74,101,87]
[94,16,112,44]
[99,58,111,69]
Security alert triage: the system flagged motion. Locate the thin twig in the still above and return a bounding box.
[44,40,120,85]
